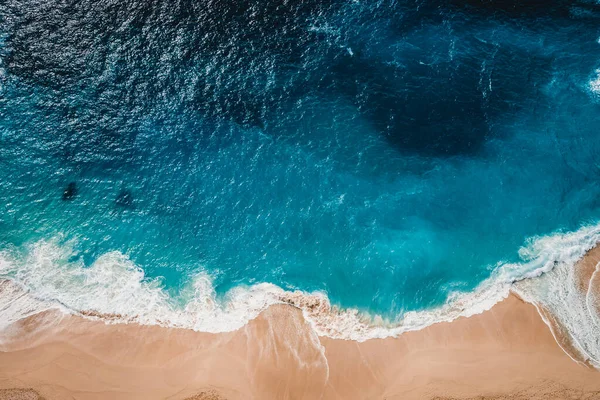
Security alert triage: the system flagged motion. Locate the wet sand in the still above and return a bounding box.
[1,252,599,399]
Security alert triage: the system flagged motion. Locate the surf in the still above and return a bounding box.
[1,223,599,369]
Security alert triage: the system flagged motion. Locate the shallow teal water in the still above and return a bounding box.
[1,0,600,321]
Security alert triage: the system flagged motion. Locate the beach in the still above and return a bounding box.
[3,0,600,398]
[0,246,599,400]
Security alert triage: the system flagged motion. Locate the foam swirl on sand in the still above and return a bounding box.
[1,224,600,368]
[513,230,600,368]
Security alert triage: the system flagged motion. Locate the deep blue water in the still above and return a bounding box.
[1,0,600,321]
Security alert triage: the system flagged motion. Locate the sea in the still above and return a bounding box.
[0,0,599,366]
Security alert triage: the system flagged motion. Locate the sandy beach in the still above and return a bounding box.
[5,0,600,397]
[0,249,599,400]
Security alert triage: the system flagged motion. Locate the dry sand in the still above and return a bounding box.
[1,251,599,399]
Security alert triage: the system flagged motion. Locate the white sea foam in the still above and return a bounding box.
[1,224,600,367]
[512,225,600,368]
[0,241,285,333]
[0,279,59,332]
[589,69,600,95]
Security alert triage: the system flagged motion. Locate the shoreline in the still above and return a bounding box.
[0,240,599,399]
[3,223,600,343]
[1,292,599,399]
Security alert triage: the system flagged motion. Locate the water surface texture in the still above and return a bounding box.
[1,0,600,335]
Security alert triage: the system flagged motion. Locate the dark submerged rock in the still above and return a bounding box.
[115,189,133,207]
[62,182,77,200]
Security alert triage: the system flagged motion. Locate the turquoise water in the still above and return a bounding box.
[1,0,600,331]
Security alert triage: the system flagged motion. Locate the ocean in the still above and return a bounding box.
[0,0,599,364]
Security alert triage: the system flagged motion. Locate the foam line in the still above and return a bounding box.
[0,223,599,368]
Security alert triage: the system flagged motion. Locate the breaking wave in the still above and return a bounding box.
[2,222,599,369]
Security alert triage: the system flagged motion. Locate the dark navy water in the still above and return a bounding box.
[2,0,600,326]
